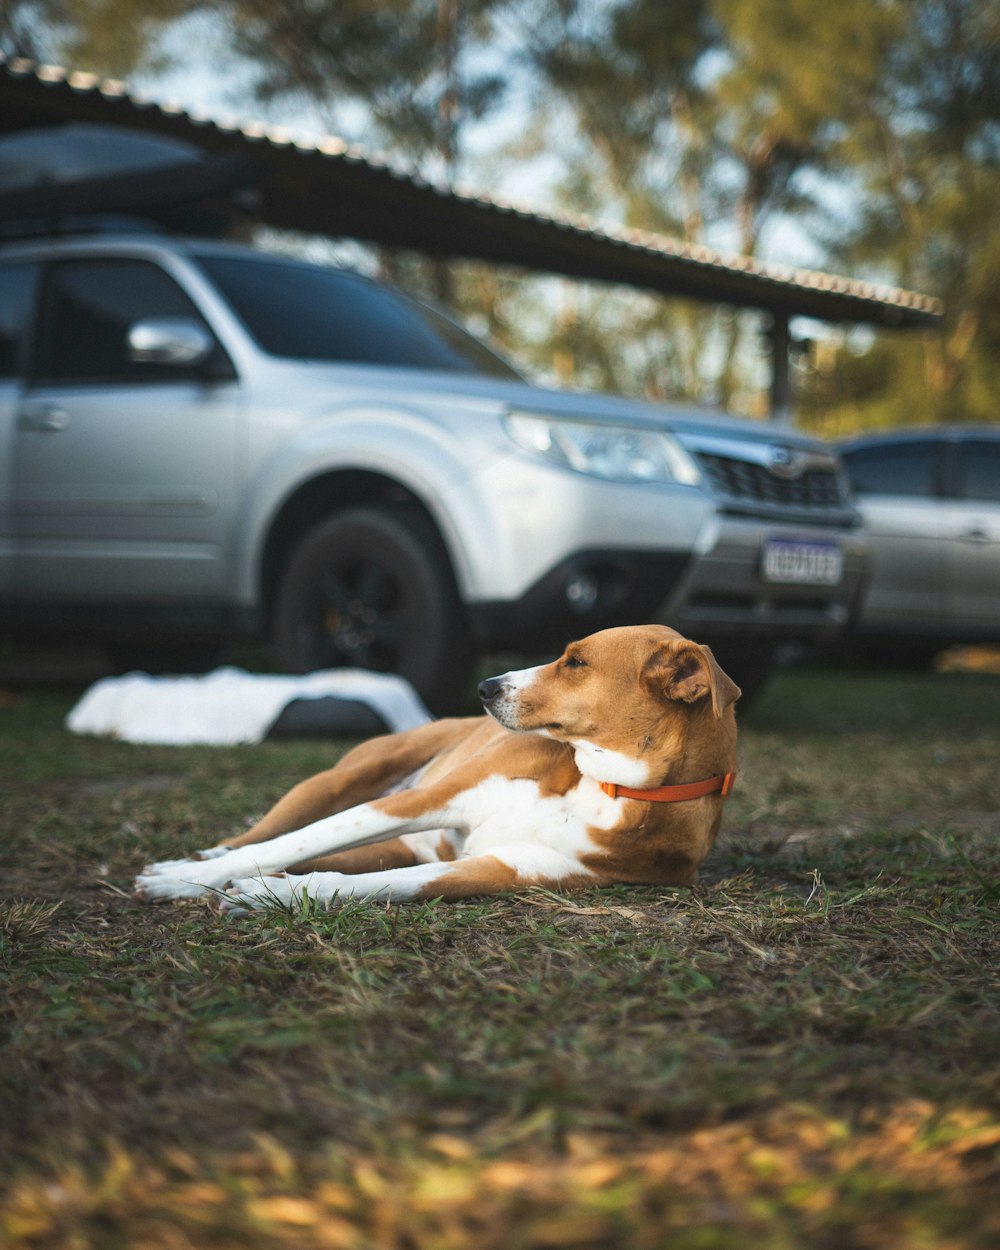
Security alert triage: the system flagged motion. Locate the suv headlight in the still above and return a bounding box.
[504,412,702,486]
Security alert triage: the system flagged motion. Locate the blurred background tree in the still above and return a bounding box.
[4,0,997,430]
[0,0,196,75]
[793,0,1000,434]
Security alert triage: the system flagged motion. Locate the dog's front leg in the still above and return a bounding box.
[220,859,460,913]
[219,718,475,850]
[135,787,464,903]
[222,843,597,913]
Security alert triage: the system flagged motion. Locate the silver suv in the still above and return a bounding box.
[0,232,867,709]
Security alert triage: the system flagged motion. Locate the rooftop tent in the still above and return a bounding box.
[0,122,254,235]
[0,122,200,189]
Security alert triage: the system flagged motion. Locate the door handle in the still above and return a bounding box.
[18,406,71,432]
[960,527,990,544]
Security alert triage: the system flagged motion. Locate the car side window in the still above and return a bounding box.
[30,257,213,385]
[0,261,39,379]
[843,442,939,497]
[954,441,1000,504]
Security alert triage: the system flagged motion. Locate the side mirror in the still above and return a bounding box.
[127,317,215,367]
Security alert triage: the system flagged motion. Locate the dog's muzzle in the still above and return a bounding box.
[480,665,546,731]
[478,675,507,709]
[479,675,521,729]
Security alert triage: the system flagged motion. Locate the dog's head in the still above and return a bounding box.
[478,625,740,786]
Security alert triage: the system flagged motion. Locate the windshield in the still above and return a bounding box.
[194,252,521,378]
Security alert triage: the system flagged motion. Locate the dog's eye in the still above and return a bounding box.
[563,655,587,669]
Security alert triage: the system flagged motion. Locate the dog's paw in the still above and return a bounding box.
[219,873,297,913]
[134,873,211,902]
[134,853,235,902]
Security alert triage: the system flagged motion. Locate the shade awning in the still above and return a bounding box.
[0,54,942,330]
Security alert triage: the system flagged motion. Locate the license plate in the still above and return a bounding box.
[762,539,843,585]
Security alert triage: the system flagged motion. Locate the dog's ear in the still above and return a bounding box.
[643,641,741,717]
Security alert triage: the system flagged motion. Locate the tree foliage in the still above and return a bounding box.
[5,0,999,427]
[528,0,1000,425]
[793,0,1000,431]
[213,0,510,181]
[1,0,195,76]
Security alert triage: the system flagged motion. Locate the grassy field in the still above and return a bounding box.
[1,662,998,1249]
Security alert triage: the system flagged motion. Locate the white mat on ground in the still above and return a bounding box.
[66,667,432,745]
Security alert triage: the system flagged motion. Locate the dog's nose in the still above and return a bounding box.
[478,676,506,704]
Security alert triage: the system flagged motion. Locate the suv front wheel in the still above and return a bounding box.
[271,506,475,714]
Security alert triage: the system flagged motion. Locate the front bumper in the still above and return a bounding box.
[468,513,868,653]
[661,512,869,643]
[469,548,693,650]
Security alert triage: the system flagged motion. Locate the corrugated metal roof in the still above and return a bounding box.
[0,54,943,328]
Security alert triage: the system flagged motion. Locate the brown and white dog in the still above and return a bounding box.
[134,624,740,912]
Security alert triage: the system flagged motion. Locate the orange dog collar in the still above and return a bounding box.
[599,772,735,802]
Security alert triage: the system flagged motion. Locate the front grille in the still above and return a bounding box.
[698,453,847,511]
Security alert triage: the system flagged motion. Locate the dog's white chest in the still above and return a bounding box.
[450,775,616,860]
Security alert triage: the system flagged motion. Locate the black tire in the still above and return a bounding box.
[271,507,476,715]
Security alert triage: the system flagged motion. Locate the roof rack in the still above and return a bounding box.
[0,212,168,242]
